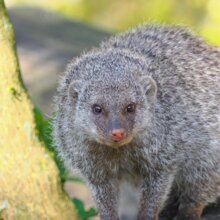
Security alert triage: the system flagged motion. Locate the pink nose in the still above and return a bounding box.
[110,129,126,141]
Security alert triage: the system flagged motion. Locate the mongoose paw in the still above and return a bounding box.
[174,214,202,220]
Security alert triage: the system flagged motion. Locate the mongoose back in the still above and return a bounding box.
[53,25,220,220]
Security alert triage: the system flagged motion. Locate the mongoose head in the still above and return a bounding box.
[67,49,157,148]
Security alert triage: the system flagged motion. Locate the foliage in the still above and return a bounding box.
[6,0,220,45]
[72,198,98,220]
[34,108,66,182]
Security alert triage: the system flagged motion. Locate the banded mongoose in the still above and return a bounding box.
[53,25,220,220]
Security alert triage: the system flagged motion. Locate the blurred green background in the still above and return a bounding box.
[5,0,220,45]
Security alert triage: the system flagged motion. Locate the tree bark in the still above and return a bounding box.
[0,0,78,219]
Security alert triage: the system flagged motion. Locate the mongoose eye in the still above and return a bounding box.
[126,103,136,113]
[92,104,102,114]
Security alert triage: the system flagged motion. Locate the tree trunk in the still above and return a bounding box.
[0,0,78,219]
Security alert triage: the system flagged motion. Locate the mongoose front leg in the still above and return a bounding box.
[89,180,119,220]
[137,172,174,220]
[175,204,205,220]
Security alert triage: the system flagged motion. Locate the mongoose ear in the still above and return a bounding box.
[141,76,157,100]
[68,80,80,100]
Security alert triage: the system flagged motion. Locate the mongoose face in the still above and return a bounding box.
[68,50,157,148]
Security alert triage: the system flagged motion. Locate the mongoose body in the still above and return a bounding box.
[53,25,220,220]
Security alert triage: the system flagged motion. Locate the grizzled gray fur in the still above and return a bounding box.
[53,25,220,220]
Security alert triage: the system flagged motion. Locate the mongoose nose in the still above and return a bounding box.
[110,129,126,141]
